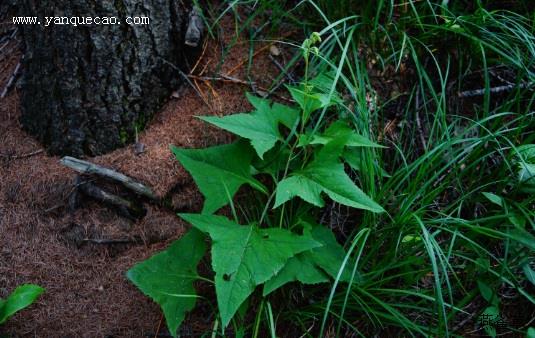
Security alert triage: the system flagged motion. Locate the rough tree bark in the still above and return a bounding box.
[17,0,196,156]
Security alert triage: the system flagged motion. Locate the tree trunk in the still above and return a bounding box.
[18,0,193,156]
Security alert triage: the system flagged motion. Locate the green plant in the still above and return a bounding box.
[127,33,385,337]
[0,284,44,325]
[128,1,535,335]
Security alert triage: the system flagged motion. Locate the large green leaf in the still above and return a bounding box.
[199,94,299,159]
[252,145,294,177]
[179,213,321,327]
[287,86,333,122]
[263,223,356,295]
[308,72,339,92]
[263,254,328,296]
[126,229,206,338]
[308,121,384,148]
[274,175,324,206]
[172,141,267,214]
[274,136,384,213]
[0,284,44,324]
[246,93,301,130]
[287,72,342,123]
[343,149,391,178]
[304,224,355,282]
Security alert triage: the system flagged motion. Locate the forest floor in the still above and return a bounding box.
[0,15,291,337]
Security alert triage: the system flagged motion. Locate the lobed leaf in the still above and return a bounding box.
[263,254,328,296]
[287,86,333,122]
[179,213,321,327]
[304,224,356,282]
[172,140,267,214]
[274,136,384,213]
[263,223,356,295]
[199,94,299,159]
[126,229,206,338]
[309,121,385,148]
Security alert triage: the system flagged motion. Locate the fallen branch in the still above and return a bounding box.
[77,178,146,220]
[458,82,532,97]
[60,156,157,200]
[0,28,17,53]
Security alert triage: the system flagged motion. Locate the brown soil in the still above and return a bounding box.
[0,14,294,337]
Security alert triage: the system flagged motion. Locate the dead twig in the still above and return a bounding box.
[267,75,290,96]
[161,58,211,108]
[81,238,136,245]
[268,54,295,83]
[415,86,427,151]
[0,40,20,63]
[190,39,209,74]
[226,43,272,75]
[451,310,477,334]
[154,314,164,338]
[43,204,64,214]
[203,78,222,112]
[489,69,515,86]
[1,60,21,98]
[0,149,43,159]
[188,73,294,103]
[225,31,296,76]
[188,74,254,86]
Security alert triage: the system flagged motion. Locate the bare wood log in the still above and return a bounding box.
[60,156,157,200]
